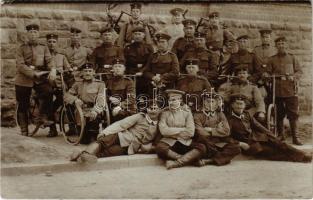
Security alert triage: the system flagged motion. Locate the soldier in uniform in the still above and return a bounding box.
[106,58,136,123]
[16,23,56,136]
[117,3,153,47]
[164,7,185,49]
[227,94,311,162]
[180,31,219,82]
[171,19,197,62]
[155,89,206,169]
[124,27,154,96]
[89,27,124,80]
[143,32,179,96]
[64,63,106,144]
[194,92,241,166]
[46,33,72,137]
[267,36,303,145]
[227,35,261,83]
[70,101,161,163]
[176,58,212,112]
[220,65,266,124]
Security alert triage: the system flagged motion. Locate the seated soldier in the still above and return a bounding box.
[64,63,106,144]
[70,101,161,163]
[227,94,311,163]
[106,58,136,123]
[194,91,241,166]
[176,58,212,112]
[220,65,266,124]
[155,89,206,169]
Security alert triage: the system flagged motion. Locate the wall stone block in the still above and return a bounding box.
[270,23,286,30]
[56,20,72,31]
[299,24,312,32]
[4,7,17,18]
[1,59,16,79]
[36,9,52,19]
[0,17,17,29]
[88,21,108,32]
[1,44,16,59]
[17,8,36,19]
[40,19,57,31]
[1,29,17,44]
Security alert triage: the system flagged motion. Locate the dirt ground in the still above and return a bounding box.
[1,115,312,165]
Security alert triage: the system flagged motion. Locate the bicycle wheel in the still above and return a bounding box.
[60,103,85,145]
[267,104,277,137]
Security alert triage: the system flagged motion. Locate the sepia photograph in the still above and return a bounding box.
[0,0,312,198]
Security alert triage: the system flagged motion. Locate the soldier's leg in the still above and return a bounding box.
[276,97,287,140]
[285,96,302,145]
[15,85,32,136]
[209,143,241,166]
[155,141,182,160]
[80,119,100,144]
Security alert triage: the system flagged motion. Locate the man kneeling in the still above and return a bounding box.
[70,101,161,163]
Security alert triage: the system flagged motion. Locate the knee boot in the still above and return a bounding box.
[18,112,29,136]
[166,149,182,160]
[277,119,285,141]
[166,149,202,170]
[78,142,101,163]
[47,124,58,137]
[290,119,302,145]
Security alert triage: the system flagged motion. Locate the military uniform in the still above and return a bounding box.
[172,36,196,62]
[64,44,91,69]
[205,26,235,51]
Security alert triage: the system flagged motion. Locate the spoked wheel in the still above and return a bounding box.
[60,103,85,145]
[267,104,277,137]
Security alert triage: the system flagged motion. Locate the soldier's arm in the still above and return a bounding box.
[223,29,236,41]
[211,112,230,137]
[203,78,212,91]
[250,53,262,83]
[143,55,155,80]
[121,79,136,113]
[181,110,195,137]
[16,46,35,78]
[92,82,107,114]
[158,112,186,136]
[251,116,272,135]
[44,46,56,70]
[194,113,210,136]
[208,52,219,78]
[63,55,72,70]
[64,83,79,104]
[160,54,180,82]
[89,49,97,70]
[117,47,125,60]
[117,23,127,47]
[144,25,153,45]
[252,86,266,113]
[171,39,179,54]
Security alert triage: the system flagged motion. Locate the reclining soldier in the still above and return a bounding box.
[64,63,106,144]
[227,94,312,163]
[70,101,161,163]
[155,89,206,169]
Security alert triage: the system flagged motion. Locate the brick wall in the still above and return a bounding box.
[0,2,311,126]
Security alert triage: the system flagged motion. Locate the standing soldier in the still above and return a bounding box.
[143,32,179,96]
[176,58,212,112]
[117,3,153,47]
[16,23,56,136]
[267,37,303,145]
[171,19,197,62]
[90,27,124,79]
[124,27,154,96]
[46,33,72,137]
[180,31,219,82]
[164,8,185,49]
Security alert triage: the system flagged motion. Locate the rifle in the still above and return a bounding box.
[195,17,209,32]
[182,9,188,19]
[113,11,132,33]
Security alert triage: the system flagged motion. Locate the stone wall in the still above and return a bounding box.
[0,2,312,127]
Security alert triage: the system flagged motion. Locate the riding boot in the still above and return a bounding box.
[166,149,182,160]
[18,112,28,136]
[47,124,58,137]
[290,119,302,145]
[166,149,202,170]
[78,142,101,163]
[277,119,285,141]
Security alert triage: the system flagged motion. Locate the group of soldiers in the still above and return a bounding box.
[15,3,311,169]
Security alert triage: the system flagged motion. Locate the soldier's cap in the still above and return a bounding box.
[236,34,250,41]
[208,11,220,19]
[165,89,185,97]
[224,38,237,45]
[202,90,221,100]
[185,58,199,66]
[26,23,39,31]
[130,2,142,10]
[132,26,146,33]
[155,32,171,41]
[259,29,272,36]
[112,57,125,65]
[46,33,58,40]
[234,65,249,74]
[194,31,206,38]
[81,63,94,70]
[70,26,82,34]
[182,19,197,27]
[229,93,249,104]
[170,8,184,16]
[275,36,287,43]
[100,26,114,34]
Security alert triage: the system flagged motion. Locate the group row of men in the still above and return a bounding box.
[15,3,308,167]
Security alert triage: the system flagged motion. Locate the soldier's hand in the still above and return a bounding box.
[48,68,57,81]
[109,97,120,105]
[138,143,153,154]
[87,110,98,121]
[257,112,265,120]
[135,72,143,76]
[112,106,122,116]
[75,99,83,107]
[262,72,270,78]
[179,131,191,140]
[239,142,250,150]
[286,75,294,81]
[152,75,161,82]
[34,71,49,79]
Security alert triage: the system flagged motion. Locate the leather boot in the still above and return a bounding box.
[290,119,302,145]
[194,159,214,167]
[166,149,182,160]
[18,112,29,136]
[47,124,58,137]
[277,119,285,141]
[166,149,202,170]
[78,142,101,163]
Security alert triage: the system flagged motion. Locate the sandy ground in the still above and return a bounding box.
[1,160,312,199]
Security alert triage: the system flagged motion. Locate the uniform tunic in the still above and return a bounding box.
[64,44,91,69]
[253,44,276,72]
[171,37,196,61]
[205,26,235,51]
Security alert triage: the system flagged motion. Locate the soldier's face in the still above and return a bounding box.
[82,69,95,80]
[157,39,169,51]
[231,100,246,114]
[112,64,125,76]
[27,30,39,42]
[186,64,199,76]
[203,98,218,111]
[131,8,141,20]
[168,95,182,109]
[276,41,287,53]
[238,39,249,50]
[236,70,249,81]
[183,26,195,37]
[47,38,58,51]
[71,33,81,44]
[209,16,219,26]
[147,104,161,119]
[172,14,183,24]
[195,37,206,48]
[261,34,271,45]
[102,32,114,43]
[132,31,145,42]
